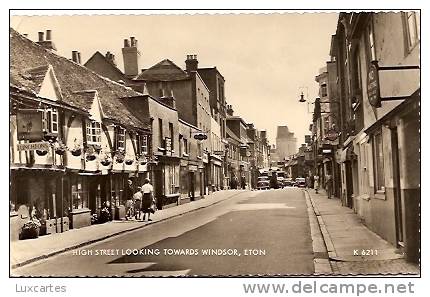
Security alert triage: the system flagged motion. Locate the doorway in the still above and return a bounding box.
[391,127,404,248]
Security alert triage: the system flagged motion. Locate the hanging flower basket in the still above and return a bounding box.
[71,148,82,156]
[140,160,147,166]
[100,159,112,167]
[116,156,124,164]
[125,159,134,165]
[36,150,48,156]
[86,154,97,161]
[55,147,66,155]
[93,144,102,153]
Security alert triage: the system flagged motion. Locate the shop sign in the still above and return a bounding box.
[325,129,339,141]
[17,110,44,141]
[17,141,50,151]
[164,137,172,154]
[202,153,209,163]
[367,61,381,108]
[211,160,222,166]
[194,133,208,140]
[213,150,225,155]
[188,165,198,171]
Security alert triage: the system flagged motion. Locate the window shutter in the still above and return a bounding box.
[113,125,118,152]
[82,118,87,148]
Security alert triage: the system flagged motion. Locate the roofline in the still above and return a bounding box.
[197,67,225,81]
[178,118,202,131]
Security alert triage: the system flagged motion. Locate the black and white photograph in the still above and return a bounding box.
[9,9,421,280]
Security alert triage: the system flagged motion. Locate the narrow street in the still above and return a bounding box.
[12,188,314,276]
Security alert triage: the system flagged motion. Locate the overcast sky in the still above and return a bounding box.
[11,13,338,147]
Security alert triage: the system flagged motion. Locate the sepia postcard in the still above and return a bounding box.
[9,10,421,278]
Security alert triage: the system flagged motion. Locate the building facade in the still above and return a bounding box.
[331,12,420,263]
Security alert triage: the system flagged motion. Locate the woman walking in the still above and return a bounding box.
[141,178,154,222]
[314,175,320,194]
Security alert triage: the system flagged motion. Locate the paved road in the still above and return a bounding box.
[12,188,314,276]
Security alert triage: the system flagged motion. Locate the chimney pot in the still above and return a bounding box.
[124,39,130,47]
[77,52,81,64]
[38,32,44,42]
[130,36,135,46]
[46,30,52,40]
[72,51,78,63]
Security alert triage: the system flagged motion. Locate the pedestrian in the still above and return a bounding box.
[314,175,320,194]
[133,187,142,220]
[310,175,315,189]
[141,178,154,221]
[125,179,134,220]
[326,173,333,199]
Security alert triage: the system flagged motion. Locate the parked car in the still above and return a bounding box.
[284,178,294,187]
[294,177,306,188]
[257,176,270,190]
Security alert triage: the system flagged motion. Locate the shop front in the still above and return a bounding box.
[153,155,180,209]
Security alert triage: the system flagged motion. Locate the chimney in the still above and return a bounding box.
[72,51,79,63]
[185,54,198,72]
[226,104,234,116]
[105,51,117,66]
[37,30,57,51]
[122,36,141,78]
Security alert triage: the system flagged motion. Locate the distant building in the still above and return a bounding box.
[275,125,297,160]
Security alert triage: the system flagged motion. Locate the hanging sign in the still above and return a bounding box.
[367,61,382,108]
[17,110,44,141]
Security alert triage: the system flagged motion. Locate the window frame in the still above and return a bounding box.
[86,120,102,144]
[372,128,385,195]
[137,134,148,156]
[403,11,420,54]
[116,126,126,150]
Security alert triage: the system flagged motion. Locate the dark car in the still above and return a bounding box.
[294,177,306,188]
[257,176,270,190]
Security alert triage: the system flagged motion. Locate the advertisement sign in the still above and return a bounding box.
[17,142,50,151]
[325,129,339,141]
[367,61,381,108]
[17,110,44,141]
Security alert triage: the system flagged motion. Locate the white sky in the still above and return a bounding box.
[10,13,339,147]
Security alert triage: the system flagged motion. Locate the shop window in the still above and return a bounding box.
[86,121,101,144]
[116,126,126,150]
[372,129,385,192]
[404,11,420,52]
[71,177,89,210]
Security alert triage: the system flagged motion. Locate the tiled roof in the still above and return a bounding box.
[134,59,189,81]
[10,28,149,130]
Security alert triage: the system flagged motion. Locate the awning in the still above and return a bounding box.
[340,146,356,163]
[323,158,331,163]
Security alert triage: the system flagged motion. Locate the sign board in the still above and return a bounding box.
[367,61,381,108]
[17,142,50,151]
[194,133,207,140]
[188,165,198,171]
[164,137,172,154]
[17,110,44,141]
[213,150,225,155]
[325,129,339,141]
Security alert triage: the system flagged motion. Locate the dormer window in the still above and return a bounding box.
[86,121,101,144]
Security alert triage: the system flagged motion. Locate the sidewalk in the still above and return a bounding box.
[306,189,420,275]
[11,190,247,269]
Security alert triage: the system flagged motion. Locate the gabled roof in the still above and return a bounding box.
[84,51,131,83]
[10,28,149,130]
[134,59,190,81]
